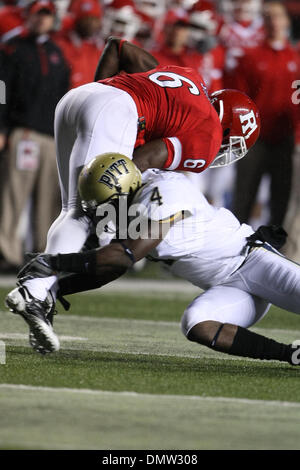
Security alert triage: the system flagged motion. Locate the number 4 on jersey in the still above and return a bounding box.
[150,187,163,206]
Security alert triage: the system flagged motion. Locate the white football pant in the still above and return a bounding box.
[181,245,300,336]
[24,83,138,300]
[47,82,138,254]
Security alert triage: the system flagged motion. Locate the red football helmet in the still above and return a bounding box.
[210,89,260,168]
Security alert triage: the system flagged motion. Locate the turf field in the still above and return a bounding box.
[0,284,300,450]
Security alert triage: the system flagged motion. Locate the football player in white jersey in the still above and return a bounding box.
[7,154,300,365]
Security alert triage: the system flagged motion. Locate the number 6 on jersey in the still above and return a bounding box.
[148,72,200,96]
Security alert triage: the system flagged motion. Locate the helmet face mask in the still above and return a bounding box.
[210,89,261,168]
[210,135,247,167]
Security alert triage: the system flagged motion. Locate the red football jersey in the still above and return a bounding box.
[98,65,222,173]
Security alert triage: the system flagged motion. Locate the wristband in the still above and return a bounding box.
[119,241,136,265]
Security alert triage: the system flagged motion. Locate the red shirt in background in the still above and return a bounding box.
[219,18,265,88]
[54,31,103,89]
[232,40,300,143]
[0,5,24,42]
[99,65,222,173]
[150,44,225,93]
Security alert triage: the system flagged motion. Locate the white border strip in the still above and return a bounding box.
[219,99,224,123]
[1,383,300,408]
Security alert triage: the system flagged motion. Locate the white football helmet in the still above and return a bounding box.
[189,10,218,35]
[102,4,141,40]
[188,1,219,51]
[134,0,166,19]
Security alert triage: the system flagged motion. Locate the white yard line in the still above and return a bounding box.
[0,340,252,360]
[42,314,300,337]
[1,312,299,361]
[2,309,300,335]
[1,383,300,408]
[0,333,88,341]
[64,314,181,327]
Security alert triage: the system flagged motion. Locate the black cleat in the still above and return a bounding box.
[5,285,60,354]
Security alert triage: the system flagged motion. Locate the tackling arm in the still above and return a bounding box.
[51,218,170,282]
[18,215,185,295]
[94,36,158,81]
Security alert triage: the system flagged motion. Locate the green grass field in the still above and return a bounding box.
[1,285,300,450]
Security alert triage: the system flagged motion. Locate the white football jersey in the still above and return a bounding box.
[132,169,254,289]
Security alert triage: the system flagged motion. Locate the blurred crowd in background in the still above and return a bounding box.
[0,0,299,274]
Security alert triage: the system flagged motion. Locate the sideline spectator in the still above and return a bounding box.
[283,45,300,261]
[101,0,142,43]
[149,9,191,67]
[232,1,300,227]
[0,0,25,43]
[150,4,224,94]
[0,0,70,272]
[134,0,167,48]
[187,0,225,93]
[219,0,265,87]
[54,0,103,89]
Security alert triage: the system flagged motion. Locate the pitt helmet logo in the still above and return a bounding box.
[240,111,258,140]
[98,159,129,189]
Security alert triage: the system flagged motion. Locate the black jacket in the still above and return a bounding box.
[0,33,70,136]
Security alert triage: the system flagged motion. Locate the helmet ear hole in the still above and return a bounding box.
[222,128,230,144]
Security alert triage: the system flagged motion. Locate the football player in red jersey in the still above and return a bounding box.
[3,37,261,349]
[94,37,259,174]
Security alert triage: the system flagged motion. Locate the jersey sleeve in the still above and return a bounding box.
[163,130,221,174]
[162,137,182,170]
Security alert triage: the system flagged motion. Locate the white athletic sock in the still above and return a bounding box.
[23,276,58,302]
[22,209,91,302]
